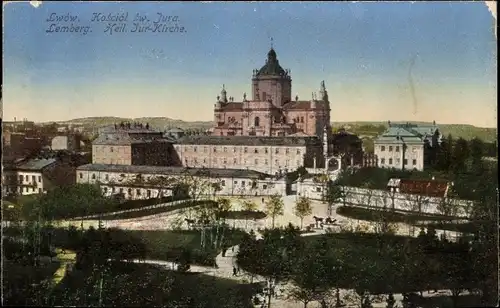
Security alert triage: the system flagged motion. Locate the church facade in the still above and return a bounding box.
[212,48,332,139]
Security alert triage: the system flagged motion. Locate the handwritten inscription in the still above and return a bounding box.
[46,13,91,35]
[91,12,186,36]
[45,12,187,36]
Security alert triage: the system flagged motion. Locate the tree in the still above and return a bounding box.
[176,169,211,201]
[294,196,312,230]
[288,252,325,308]
[176,248,191,272]
[214,197,232,250]
[289,235,342,308]
[325,180,343,216]
[437,189,460,220]
[469,137,485,169]
[468,166,498,305]
[451,137,469,173]
[441,240,473,307]
[23,183,118,222]
[242,199,258,229]
[360,182,375,209]
[260,228,296,308]
[236,230,260,283]
[386,293,396,308]
[264,194,284,229]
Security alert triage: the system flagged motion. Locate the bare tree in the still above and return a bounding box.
[360,183,375,209]
[294,196,313,230]
[264,194,285,229]
[339,185,351,207]
[242,199,258,230]
[214,197,232,250]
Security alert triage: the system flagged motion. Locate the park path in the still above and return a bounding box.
[51,248,77,285]
[123,227,455,308]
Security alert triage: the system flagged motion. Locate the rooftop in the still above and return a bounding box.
[76,164,270,179]
[255,48,287,77]
[387,178,449,198]
[374,123,440,145]
[11,158,57,171]
[93,129,171,145]
[176,135,322,146]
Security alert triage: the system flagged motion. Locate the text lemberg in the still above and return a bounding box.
[91,12,129,22]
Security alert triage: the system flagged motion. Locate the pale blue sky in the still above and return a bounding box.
[3,1,497,127]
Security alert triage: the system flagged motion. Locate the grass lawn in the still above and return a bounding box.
[98,200,217,220]
[126,228,247,266]
[3,260,61,306]
[220,210,267,220]
[2,225,247,267]
[48,261,257,308]
[336,206,465,224]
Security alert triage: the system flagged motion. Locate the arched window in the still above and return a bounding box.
[254,116,260,127]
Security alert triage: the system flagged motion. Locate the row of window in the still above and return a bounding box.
[380,158,418,166]
[103,186,155,198]
[380,145,419,152]
[18,175,42,183]
[177,145,303,155]
[93,158,129,165]
[100,180,263,197]
[217,131,287,137]
[94,146,129,154]
[184,157,301,167]
[16,187,43,193]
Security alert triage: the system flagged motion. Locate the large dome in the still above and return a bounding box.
[256,48,286,76]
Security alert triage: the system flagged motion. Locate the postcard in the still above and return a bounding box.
[2,2,498,308]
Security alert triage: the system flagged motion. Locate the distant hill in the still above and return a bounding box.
[48,117,213,131]
[332,121,497,143]
[43,118,496,142]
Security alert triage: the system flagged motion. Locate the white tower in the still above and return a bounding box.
[322,126,328,161]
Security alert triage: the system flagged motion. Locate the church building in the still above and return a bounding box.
[211,47,332,140]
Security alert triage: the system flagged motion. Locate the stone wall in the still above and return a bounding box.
[341,186,473,218]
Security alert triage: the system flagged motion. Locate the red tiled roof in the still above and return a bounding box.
[398,179,449,198]
[220,102,243,111]
[284,100,329,110]
[283,101,311,110]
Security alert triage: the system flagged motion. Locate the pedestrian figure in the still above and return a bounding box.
[261,197,264,203]
[232,246,234,253]
[233,266,237,276]
[222,249,225,257]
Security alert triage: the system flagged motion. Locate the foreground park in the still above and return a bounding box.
[2,154,498,307]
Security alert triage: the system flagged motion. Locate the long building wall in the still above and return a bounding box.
[341,186,473,218]
[173,143,322,175]
[76,169,288,199]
